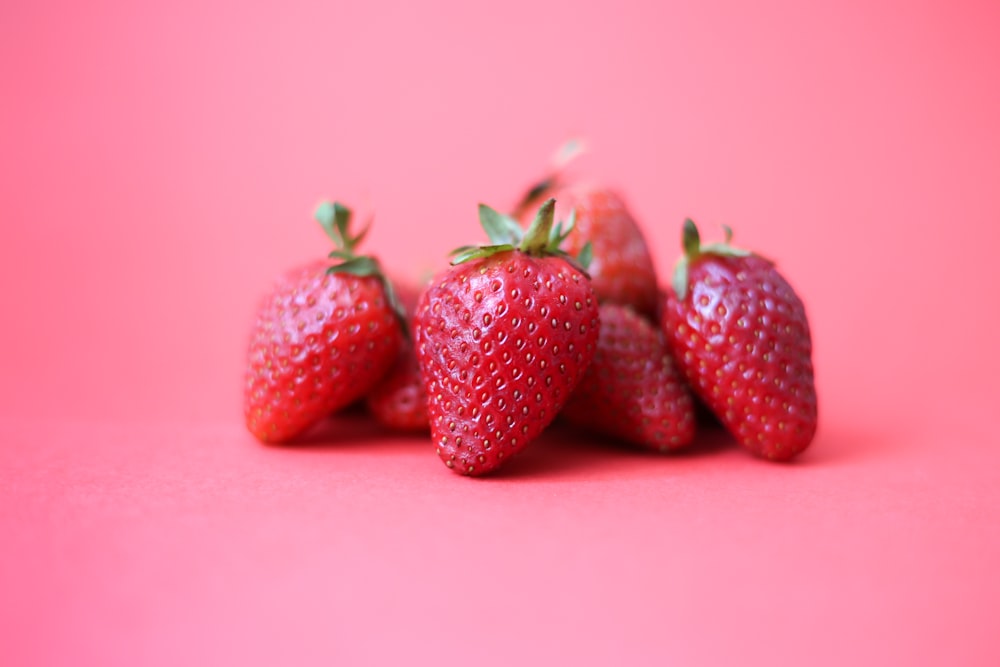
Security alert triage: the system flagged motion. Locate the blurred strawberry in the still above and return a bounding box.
[562,303,695,451]
[513,143,659,318]
[366,279,430,432]
[243,202,404,443]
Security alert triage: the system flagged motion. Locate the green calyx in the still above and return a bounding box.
[315,201,373,271]
[313,200,406,329]
[450,198,592,274]
[671,218,753,301]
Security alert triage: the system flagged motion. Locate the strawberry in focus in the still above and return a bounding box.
[662,219,817,461]
[244,202,404,443]
[414,199,600,476]
[562,303,695,452]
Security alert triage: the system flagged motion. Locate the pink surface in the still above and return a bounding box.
[2,0,999,665]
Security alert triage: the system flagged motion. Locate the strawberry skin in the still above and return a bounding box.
[662,220,817,460]
[244,262,402,442]
[562,303,695,451]
[519,185,659,319]
[244,203,404,443]
[414,200,599,475]
[366,344,429,432]
[366,280,430,432]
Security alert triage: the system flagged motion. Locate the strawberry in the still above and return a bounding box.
[244,202,404,443]
[661,219,817,461]
[414,199,600,476]
[562,303,696,451]
[365,347,429,432]
[513,145,659,318]
[366,279,430,432]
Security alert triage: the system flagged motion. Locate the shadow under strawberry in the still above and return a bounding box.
[473,421,731,481]
[470,428,627,481]
[561,415,734,457]
[264,409,423,449]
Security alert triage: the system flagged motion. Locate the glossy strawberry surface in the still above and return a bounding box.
[414,251,599,475]
[244,260,403,443]
[663,246,817,461]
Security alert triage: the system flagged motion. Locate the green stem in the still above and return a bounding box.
[519,198,556,255]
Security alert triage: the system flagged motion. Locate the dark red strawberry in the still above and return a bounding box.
[662,219,817,461]
[366,279,430,432]
[244,202,404,443]
[513,146,659,318]
[414,199,600,476]
[365,348,428,432]
[562,303,695,451]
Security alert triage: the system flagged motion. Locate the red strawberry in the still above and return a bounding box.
[562,303,696,451]
[414,199,600,476]
[244,202,404,443]
[366,279,430,432]
[662,220,817,461]
[365,347,429,432]
[513,146,659,318]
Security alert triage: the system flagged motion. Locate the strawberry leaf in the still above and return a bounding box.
[351,214,373,251]
[315,201,342,244]
[511,138,587,218]
[328,256,379,277]
[451,244,516,266]
[478,204,523,245]
[515,178,556,216]
[683,218,753,259]
[448,244,479,257]
[451,198,590,278]
[549,208,577,248]
[315,200,372,256]
[577,241,593,271]
[519,198,557,254]
[332,203,352,246]
[682,218,701,259]
[672,257,690,301]
[701,242,752,258]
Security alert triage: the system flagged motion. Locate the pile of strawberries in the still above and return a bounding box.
[243,149,818,476]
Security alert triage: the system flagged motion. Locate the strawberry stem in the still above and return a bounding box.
[316,202,351,250]
[682,218,702,260]
[511,138,586,218]
[519,198,557,255]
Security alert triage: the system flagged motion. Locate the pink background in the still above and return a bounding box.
[2,0,999,664]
